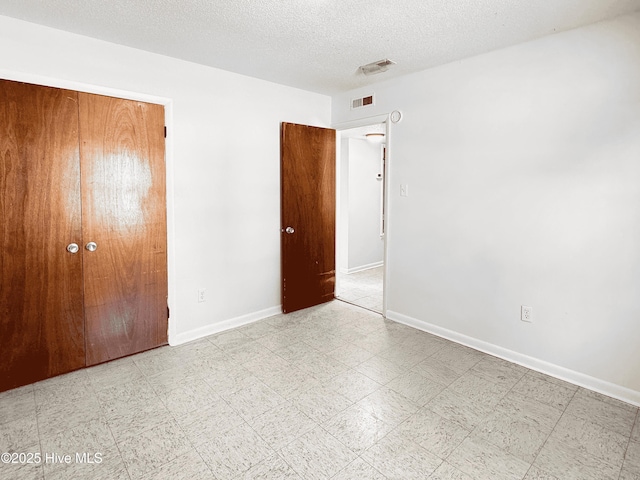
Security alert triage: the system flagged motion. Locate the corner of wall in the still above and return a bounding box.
[385,310,640,407]
[169,305,282,346]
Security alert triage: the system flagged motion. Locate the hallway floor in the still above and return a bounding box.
[336,266,383,313]
[1,300,639,479]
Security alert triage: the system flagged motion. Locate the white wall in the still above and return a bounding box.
[346,138,384,271]
[333,13,640,402]
[0,15,331,344]
[338,138,351,273]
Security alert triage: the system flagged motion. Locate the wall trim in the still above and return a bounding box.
[0,69,169,104]
[386,310,640,407]
[341,261,384,275]
[332,113,389,131]
[170,305,282,346]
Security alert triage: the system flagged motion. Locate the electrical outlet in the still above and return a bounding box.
[521,305,532,323]
[400,184,409,197]
[198,288,206,303]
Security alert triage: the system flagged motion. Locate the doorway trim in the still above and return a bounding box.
[333,113,392,317]
[0,68,177,344]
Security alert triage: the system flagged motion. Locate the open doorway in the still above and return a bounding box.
[335,122,386,313]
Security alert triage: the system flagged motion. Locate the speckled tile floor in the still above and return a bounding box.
[337,266,383,313]
[1,300,639,479]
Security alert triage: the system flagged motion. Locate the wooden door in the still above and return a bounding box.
[79,93,168,365]
[0,80,85,391]
[280,122,336,313]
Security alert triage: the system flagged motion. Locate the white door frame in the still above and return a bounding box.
[333,113,392,317]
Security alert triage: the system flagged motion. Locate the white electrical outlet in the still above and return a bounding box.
[400,184,409,197]
[198,288,206,303]
[521,305,532,322]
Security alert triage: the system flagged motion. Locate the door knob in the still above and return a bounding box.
[66,243,79,254]
[85,242,98,252]
[285,227,295,234]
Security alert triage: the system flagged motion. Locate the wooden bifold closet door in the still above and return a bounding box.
[79,92,168,366]
[0,80,168,392]
[0,82,85,388]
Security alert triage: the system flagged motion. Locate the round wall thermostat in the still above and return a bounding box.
[390,110,402,123]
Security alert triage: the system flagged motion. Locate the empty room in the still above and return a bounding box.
[1,1,640,479]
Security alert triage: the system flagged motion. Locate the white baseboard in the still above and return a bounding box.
[342,261,383,275]
[170,305,282,346]
[386,310,640,407]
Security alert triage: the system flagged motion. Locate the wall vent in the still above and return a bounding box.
[351,94,374,110]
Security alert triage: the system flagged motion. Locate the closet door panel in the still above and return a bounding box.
[0,80,85,391]
[79,93,168,365]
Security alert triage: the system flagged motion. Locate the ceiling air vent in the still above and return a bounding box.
[360,58,396,76]
[351,94,374,110]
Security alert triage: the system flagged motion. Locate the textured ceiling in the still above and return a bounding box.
[1,0,639,94]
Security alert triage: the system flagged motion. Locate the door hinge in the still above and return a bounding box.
[167,306,170,319]
[164,126,167,138]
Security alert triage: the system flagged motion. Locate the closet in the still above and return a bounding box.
[0,79,168,392]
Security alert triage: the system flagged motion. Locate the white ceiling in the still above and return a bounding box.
[1,0,639,94]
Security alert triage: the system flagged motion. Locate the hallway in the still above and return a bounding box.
[337,266,383,313]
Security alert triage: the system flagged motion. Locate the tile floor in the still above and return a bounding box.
[336,266,383,313]
[1,300,639,479]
